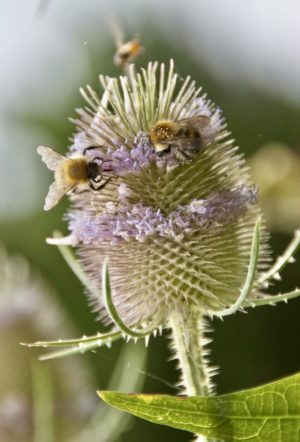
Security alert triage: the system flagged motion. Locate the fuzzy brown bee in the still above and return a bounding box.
[110,19,143,68]
[37,146,112,210]
[149,115,210,161]
[114,38,143,67]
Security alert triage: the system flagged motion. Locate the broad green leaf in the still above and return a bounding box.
[98,372,300,441]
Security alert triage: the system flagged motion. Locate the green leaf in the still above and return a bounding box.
[98,372,300,441]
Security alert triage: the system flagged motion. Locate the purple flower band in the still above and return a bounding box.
[68,185,257,245]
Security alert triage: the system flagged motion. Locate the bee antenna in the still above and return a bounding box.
[83,145,106,156]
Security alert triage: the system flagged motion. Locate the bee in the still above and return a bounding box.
[37,145,112,210]
[114,38,143,67]
[149,116,210,161]
[110,18,143,68]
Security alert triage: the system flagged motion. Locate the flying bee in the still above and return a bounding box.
[110,18,143,68]
[37,145,113,211]
[149,115,210,161]
[114,38,143,67]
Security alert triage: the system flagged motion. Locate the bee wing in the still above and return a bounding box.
[178,115,211,129]
[166,116,211,155]
[109,17,124,48]
[171,138,202,156]
[170,138,198,148]
[37,146,65,171]
[44,181,73,211]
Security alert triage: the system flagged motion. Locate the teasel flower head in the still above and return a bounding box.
[56,60,270,329]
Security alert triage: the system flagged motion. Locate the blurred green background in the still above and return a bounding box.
[1,1,300,441]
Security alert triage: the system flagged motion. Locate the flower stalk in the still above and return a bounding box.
[169,308,220,442]
[169,309,214,397]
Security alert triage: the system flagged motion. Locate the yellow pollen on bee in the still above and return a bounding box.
[149,121,173,143]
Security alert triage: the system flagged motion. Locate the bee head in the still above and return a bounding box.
[87,160,103,188]
[155,143,171,156]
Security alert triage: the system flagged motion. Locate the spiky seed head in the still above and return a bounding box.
[63,60,270,328]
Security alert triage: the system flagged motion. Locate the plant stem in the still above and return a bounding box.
[169,308,213,396]
[168,308,217,442]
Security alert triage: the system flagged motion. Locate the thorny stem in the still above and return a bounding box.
[258,228,300,287]
[169,308,217,442]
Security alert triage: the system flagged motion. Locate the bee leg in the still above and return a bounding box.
[90,176,113,191]
[175,149,193,162]
[74,188,90,195]
[93,157,115,173]
[97,176,113,190]
[89,181,98,191]
[92,156,115,166]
